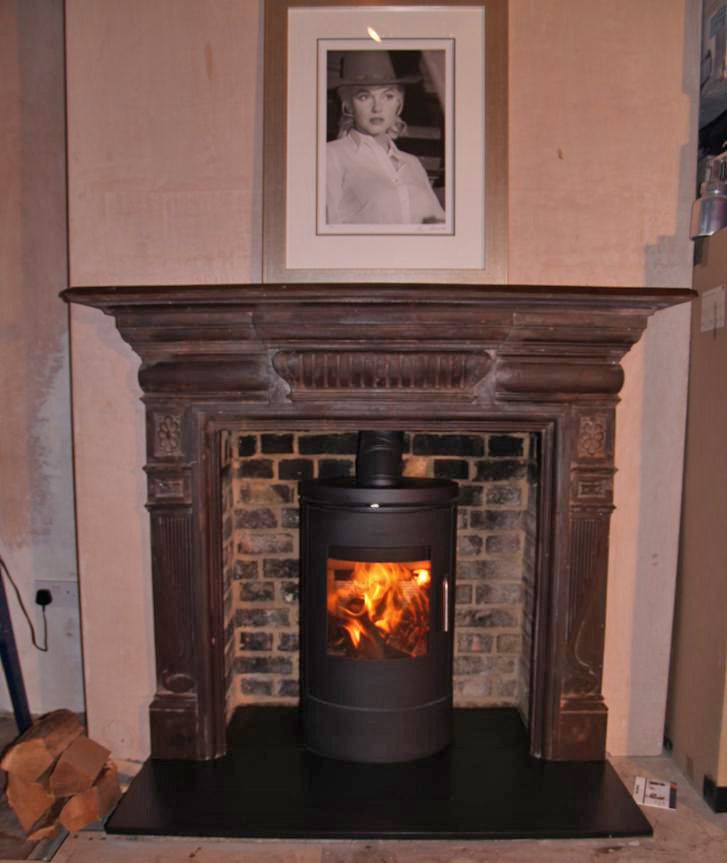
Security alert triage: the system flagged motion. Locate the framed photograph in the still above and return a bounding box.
[263,0,508,283]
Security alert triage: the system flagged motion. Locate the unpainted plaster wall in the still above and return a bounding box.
[509,0,697,756]
[66,0,697,760]
[0,0,83,714]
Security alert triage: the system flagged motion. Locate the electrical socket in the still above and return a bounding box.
[34,580,78,609]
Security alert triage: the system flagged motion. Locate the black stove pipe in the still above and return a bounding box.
[356,431,404,488]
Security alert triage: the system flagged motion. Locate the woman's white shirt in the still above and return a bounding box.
[326,130,445,226]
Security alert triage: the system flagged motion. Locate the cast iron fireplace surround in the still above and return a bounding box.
[63,283,692,766]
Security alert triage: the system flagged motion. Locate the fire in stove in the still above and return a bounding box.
[327,557,431,659]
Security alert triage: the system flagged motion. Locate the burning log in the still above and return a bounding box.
[327,558,431,659]
[1,710,121,840]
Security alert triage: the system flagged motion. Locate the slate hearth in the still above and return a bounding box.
[107,707,652,839]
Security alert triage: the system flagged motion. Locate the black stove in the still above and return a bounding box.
[299,432,458,763]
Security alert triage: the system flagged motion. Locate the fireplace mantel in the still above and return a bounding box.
[63,284,693,763]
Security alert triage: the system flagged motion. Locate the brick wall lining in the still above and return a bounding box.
[221,431,536,715]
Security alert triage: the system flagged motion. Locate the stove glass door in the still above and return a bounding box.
[326,548,431,660]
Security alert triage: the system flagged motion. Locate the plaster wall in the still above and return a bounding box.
[0,0,83,714]
[66,0,697,760]
[506,0,696,757]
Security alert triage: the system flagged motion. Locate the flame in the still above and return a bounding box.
[327,558,431,658]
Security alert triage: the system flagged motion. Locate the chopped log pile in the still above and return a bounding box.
[1,710,121,841]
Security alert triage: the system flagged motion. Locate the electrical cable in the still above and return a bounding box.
[0,553,48,652]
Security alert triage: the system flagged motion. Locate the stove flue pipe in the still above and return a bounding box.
[356,431,404,488]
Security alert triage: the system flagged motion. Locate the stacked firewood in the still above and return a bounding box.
[0,710,121,841]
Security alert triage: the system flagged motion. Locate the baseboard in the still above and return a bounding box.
[703,775,727,813]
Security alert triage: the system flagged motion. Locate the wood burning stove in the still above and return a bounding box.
[299,432,458,762]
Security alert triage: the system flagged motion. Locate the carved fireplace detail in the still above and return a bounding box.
[63,284,692,763]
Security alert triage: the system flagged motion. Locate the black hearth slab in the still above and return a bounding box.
[106,708,652,840]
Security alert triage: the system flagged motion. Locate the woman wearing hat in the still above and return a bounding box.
[326,51,445,226]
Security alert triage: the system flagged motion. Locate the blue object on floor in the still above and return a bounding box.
[0,572,32,733]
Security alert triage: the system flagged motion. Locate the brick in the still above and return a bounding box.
[433,459,469,480]
[456,633,493,653]
[475,460,527,482]
[485,534,521,555]
[497,679,518,698]
[455,608,518,628]
[281,508,299,528]
[240,582,275,602]
[239,632,273,651]
[299,433,358,455]
[239,482,292,504]
[412,434,484,457]
[224,619,234,646]
[402,457,429,478]
[238,533,294,555]
[454,655,487,675]
[237,435,257,457]
[457,535,483,557]
[278,633,299,651]
[470,510,523,530]
[235,656,293,675]
[458,485,483,507]
[263,559,299,580]
[278,459,314,480]
[457,561,490,581]
[496,634,521,654]
[277,680,300,698]
[238,459,274,479]
[455,584,472,605]
[281,581,299,604]
[236,609,290,628]
[488,435,525,457]
[454,678,492,700]
[475,583,522,604]
[235,508,277,530]
[261,434,294,454]
[482,559,523,581]
[233,560,258,580]
[241,679,272,696]
[486,656,517,674]
[486,485,522,506]
[318,459,354,479]
[457,510,468,529]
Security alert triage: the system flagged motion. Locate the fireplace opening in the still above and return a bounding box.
[220,428,538,757]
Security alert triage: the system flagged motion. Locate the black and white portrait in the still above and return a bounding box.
[318,44,452,235]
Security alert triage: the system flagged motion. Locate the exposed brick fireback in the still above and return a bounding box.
[221,430,533,711]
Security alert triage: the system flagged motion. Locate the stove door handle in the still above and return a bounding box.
[442,576,449,632]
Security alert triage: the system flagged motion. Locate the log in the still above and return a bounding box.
[26,798,66,842]
[58,763,121,833]
[27,822,60,843]
[0,710,83,782]
[6,774,54,833]
[48,735,110,797]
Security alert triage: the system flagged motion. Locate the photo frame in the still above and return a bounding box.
[263,0,508,284]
